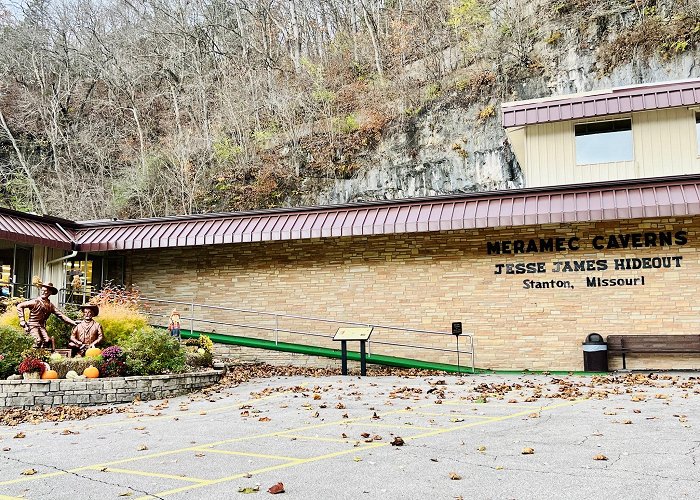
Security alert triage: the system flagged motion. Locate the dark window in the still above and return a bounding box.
[575,119,633,165]
[696,113,699,152]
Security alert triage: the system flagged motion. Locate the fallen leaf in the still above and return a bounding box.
[622,419,632,425]
[2,447,10,451]
[313,394,321,400]
[21,469,36,475]
[390,436,404,446]
[360,433,370,438]
[238,486,260,494]
[134,426,146,430]
[449,472,462,480]
[14,432,25,439]
[118,492,133,497]
[341,433,348,439]
[259,417,271,422]
[528,413,540,418]
[477,445,486,452]
[521,447,535,454]
[60,429,79,435]
[450,417,465,422]
[593,454,608,461]
[268,482,285,494]
[354,457,362,462]
[137,444,148,451]
[199,411,207,415]
[430,458,438,462]
[195,453,205,458]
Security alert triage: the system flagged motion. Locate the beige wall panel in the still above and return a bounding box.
[30,246,66,304]
[124,217,700,372]
[523,110,700,187]
[633,108,700,177]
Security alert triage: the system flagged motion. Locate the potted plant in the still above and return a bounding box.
[18,357,47,380]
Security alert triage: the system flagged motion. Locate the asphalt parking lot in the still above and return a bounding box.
[1,370,699,499]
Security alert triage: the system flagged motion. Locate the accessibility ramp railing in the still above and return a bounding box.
[139,296,475,373]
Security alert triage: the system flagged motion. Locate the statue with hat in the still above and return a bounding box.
[17,282,78,349]
[68,303,104,357]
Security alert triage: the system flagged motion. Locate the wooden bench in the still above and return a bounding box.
[606,335,700,369]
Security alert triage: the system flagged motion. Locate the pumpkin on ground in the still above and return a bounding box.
[83,366,100,378]
[85,347,102,358]
[41,370,58,379]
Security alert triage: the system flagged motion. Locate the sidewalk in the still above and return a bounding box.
[1,370,699,499]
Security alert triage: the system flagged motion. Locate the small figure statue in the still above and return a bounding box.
[17,282,78,349]
[68,304,104,356]
[168,309,181,339]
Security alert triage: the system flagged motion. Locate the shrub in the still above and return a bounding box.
[95,303,149,346]
[98,346,127,377]
[0,308,21,329]
[122,327,186,375]
[185,350,213,369]
[46,304,79,348]
[0,326,33,378]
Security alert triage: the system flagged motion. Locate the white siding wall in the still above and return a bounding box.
[31,246,68,304]
[522,108,700,187]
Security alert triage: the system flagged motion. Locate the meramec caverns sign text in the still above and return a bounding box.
[486,230,688,290]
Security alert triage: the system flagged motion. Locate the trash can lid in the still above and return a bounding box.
[584,333,605,343]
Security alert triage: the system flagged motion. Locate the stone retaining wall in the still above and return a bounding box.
[0,370,224,409]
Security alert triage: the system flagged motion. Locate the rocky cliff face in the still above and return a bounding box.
[300,51,699,206]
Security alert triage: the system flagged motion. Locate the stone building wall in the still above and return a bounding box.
[124,216,700,371]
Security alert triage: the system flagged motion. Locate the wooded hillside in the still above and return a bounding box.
[1,0,698,219]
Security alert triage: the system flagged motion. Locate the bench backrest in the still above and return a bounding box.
[607,334,700,352]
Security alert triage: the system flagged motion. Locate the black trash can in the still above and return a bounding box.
[582,333,608,372]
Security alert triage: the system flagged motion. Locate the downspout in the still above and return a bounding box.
[46,223,78,265]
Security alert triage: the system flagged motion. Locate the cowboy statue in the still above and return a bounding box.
[68,303,104,356]
[17,282,78,349]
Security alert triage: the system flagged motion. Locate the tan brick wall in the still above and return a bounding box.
[124,217,700,371]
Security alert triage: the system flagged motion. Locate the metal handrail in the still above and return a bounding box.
[139,295,475,373]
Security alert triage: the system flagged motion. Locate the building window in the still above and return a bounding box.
[696,113,700,153]
[575,119,633,165]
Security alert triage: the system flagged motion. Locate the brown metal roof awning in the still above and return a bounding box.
[0,211,74,249]
[502,79,700,128]
[74,176,700,251]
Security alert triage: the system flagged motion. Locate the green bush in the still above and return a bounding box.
[185,350,213,368]
[46,304,79,348]
[122,327,186,375]
[0,326,34,378]
[97,303,149,346]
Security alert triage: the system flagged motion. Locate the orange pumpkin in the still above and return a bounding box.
[41,369,58,379]
[85,347,102,358]
[83,366,100,378]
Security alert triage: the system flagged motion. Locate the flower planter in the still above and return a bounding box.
[22,372,41,380]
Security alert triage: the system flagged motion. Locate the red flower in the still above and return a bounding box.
[18,357,46,375]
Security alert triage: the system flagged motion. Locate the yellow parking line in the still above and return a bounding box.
[407,399,584,440]
[0,401,413,488]
[277,434,355,444]
[405,410,496,419]
[133,399,587,499]
[93,467,209,483]
[0,494,27,500]
[133,442,388,500]
[344,422,436,431]
[195,448,300,462]
[441,400,543,408]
